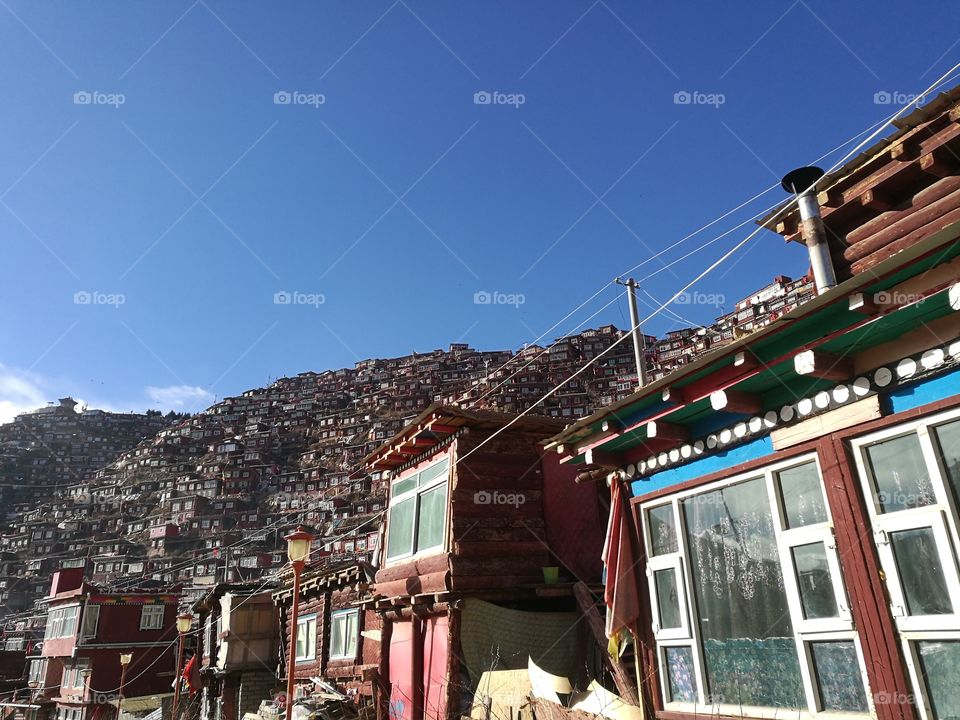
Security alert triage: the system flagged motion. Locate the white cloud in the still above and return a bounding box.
[145,385,214,411]
[0,365,48,423]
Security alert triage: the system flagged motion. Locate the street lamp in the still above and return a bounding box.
[171,612,193,720]
[79,667,91,705]
[284,527,314,720]
[118,653,132,714]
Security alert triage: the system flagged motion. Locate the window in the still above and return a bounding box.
[4,637,25,651]
[329,609,359,660]
[80,605,99,639]
[386,457,449,561]
[140,604,165,630]
[44,606,80,639]
[295,615,317,662]
[852,409,960,720]
[28,658,46,685]
[641,456,867,715]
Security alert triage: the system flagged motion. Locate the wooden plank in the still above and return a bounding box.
[818,435,918,720]
[771,396,881,450]
[572,581,640,706]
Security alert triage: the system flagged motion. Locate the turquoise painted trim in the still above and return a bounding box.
[627,364,960,501]
[889,365,960,413]
[629,436,773,498]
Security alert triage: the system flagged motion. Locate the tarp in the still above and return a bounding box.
[459,599,581,680]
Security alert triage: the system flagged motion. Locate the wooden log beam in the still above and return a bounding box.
[645,420,689,442]
[710,389,762,414]
[793,349,853,381]
[661,386,692,404]
[849,292,880,315]
[601,418,624,434]
[734,350,759,369]
[860,187,896,212]
[817,188,843,208]
[890,142,919,162]
[572,581,640,706]
[920,150,955,178]
[585,447,621,469]
[844,183,960,263]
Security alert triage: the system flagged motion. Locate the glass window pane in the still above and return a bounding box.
[648,505,677,556]
[331,615,345,657]
[416,484,447,552]
[682,478,804,709]
[917,640,960,720]
[810,641,867,712]
[889,528,953,615]
[654,569,682,629]
[392,474,417,496]
[776,462,827,528]
[664,646,697,703]
[387,498,416,560]
[933,419,960,509]
[346,612,358,656]
[418,458,449,486]
[865,434,937,512]
[792,542,839,619]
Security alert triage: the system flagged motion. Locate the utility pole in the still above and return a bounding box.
[615,278,649,390]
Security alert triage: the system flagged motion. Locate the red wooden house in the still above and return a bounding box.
[274,562,380,711]
[365,406,609,720]
[28,568,180,720]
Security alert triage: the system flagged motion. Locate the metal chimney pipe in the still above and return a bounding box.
[781,166,837,294]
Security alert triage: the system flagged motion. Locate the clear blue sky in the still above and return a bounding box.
[1,0,958,419]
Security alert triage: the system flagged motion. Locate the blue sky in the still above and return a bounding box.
[1,0,958,420]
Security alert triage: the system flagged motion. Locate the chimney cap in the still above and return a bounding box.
[781,166,825,195]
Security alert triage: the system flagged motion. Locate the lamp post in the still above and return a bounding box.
[284,527,313,720]
[171,612,193,720]
[118,652,132,717]
[79,667,91,708]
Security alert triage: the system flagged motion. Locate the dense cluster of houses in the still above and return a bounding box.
[0,282,809,621]
[4,78,960,720]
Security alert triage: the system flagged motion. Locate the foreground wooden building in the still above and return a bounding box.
[274,562,381,710]
[366,407,610,720]
[548,89,960,720]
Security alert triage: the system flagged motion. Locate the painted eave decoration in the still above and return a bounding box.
[547,221,960,481]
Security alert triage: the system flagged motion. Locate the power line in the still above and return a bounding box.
[453,59,960,467]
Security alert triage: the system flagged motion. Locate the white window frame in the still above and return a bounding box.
[850,407,960,720]
[329,608,359,660]
[850,408,960,632]
[640,453,869,718]
[139,604,165,630]
[295,614,317,662]
[45,605,81,640]
[80,605,99,639]
[385,456,450,563]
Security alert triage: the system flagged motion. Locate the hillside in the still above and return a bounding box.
[0,273,815,615]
